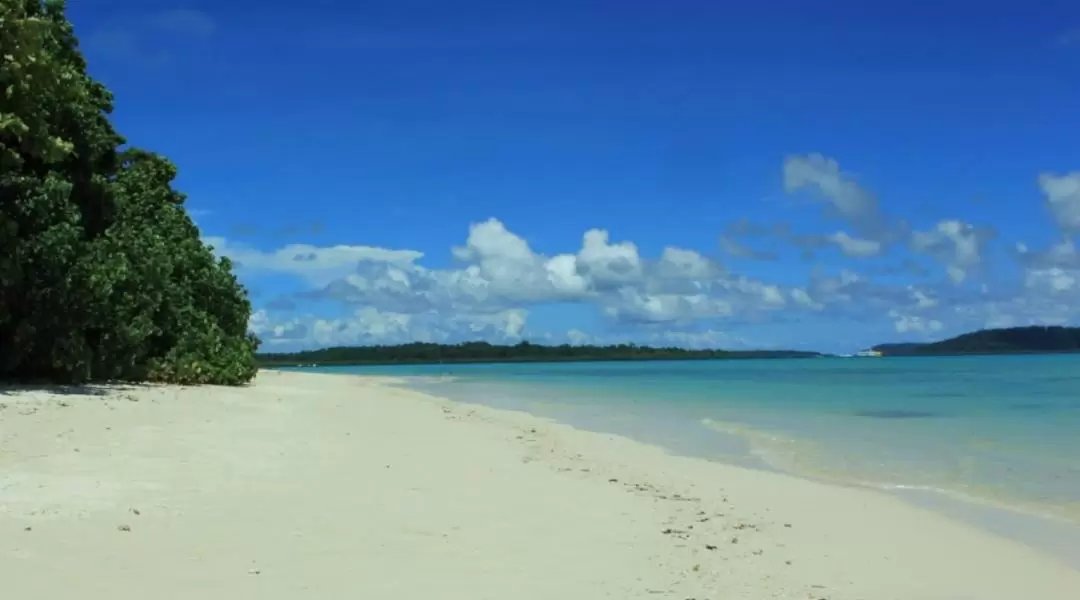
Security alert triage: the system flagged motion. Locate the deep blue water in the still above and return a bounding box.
[299,356,1080,523]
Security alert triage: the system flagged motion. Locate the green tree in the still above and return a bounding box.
[1,0,258,384]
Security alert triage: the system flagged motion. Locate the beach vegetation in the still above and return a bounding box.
[0,0,258,384]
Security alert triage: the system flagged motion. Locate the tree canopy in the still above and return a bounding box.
[872,326,1080,356]
[258,341,821,366]
[1,0,258,384]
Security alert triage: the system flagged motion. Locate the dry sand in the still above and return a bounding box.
[2,370,1079,599]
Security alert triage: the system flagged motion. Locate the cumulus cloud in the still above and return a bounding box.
[654,247,719,281]
[450,218,590,301]
[909,220,994,284]
[705,154,907,265]
[297,220,786,326]
[253,307,530,348]
[1038,172,1080,231]
[233,217,815,348]
[1008,235,1080,326]
[783,154,891,239]
[227,155,1080,351]
[576,229,645,290]
[249,309,309,342]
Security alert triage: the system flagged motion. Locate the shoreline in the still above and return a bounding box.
[385,370,1080,563]
[701,415,1080,559]
[389,372,1080,572]
[3,370,1079,598]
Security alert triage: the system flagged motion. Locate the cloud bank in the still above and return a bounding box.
[210,156,1080,351]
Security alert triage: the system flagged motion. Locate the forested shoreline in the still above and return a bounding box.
[872,326,1080,357]
[257,341,822,366]
[260,326,1080,367]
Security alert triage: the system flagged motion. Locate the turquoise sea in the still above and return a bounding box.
[299,356,1080,557]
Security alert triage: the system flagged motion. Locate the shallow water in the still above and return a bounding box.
[298,356,1080,557]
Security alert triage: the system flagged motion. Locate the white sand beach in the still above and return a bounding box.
[2,370,1079,599]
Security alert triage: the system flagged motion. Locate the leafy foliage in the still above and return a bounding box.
[258,341,821,366]
[0,0,257,384]
[873,326,1080,356]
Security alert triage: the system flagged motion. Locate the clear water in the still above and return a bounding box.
[298,356,1080,525]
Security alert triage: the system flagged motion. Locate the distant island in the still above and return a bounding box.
[257,341,822,367]
[257,326,1080,367]
[871,326,1080,357]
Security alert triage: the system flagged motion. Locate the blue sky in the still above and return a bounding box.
[69,0,1080,352]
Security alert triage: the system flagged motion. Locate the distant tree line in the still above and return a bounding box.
[873,326,1080,356]
[257,341,821,366]
[1,1,257,384]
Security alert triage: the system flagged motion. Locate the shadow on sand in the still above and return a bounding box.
[0,381,144,398]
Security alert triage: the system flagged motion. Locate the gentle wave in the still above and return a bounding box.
[699,417,1080,525]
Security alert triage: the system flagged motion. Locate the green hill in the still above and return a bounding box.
[872,326,1080,356]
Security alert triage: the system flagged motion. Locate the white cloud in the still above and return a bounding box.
[783,154,889,238]
[655,247,717,281]
[791,288,823,310]
[1005,236,1080,323]
[602,289,730,323]
[1038,172,1080,231]
[450,219,588,301]
[310,221,794,324]
[254,307,530,347]
[909,220,991,284]
[546,254,591,296]
[227,155,1080,351]
[909,287,938,309]
[576,229,644,290]
[826,231,883,257]
[249,309,308,342]
[233,216,823,348]
[1025,268,1077,294]
[888,310,944,334]
[205,236,423,286]
[1021,238,1078,265]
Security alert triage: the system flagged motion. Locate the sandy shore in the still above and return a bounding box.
[2,371,1078,599]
